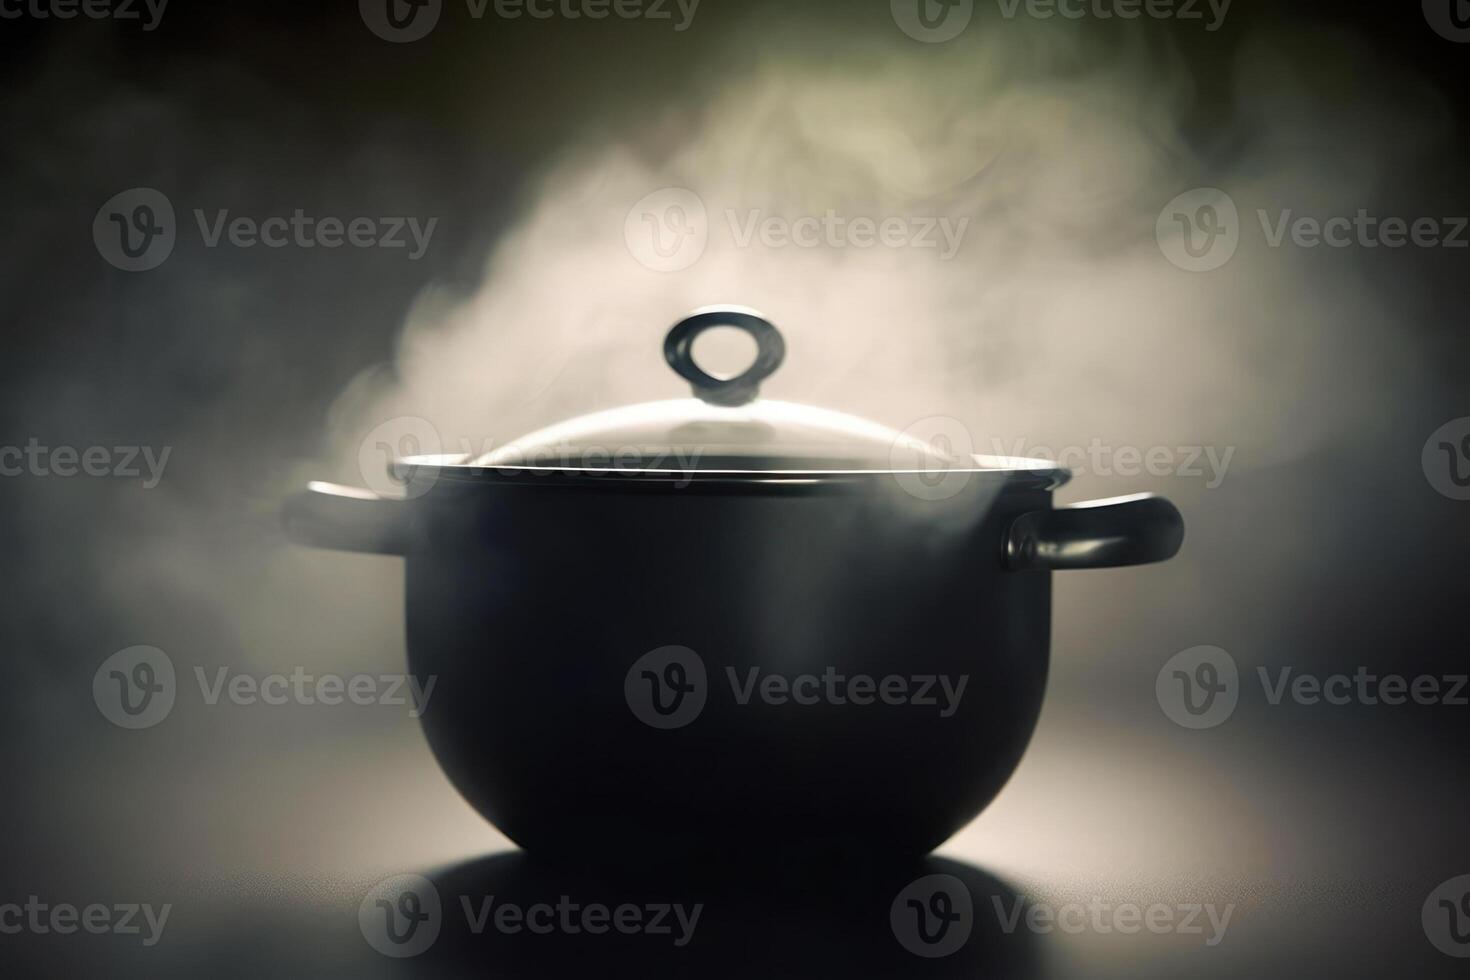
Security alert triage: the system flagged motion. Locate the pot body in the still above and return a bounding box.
[403,475,1052,863]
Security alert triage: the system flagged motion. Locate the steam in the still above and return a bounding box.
[335,19,1440,483]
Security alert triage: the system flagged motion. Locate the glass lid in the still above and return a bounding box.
[431,306,1062,484]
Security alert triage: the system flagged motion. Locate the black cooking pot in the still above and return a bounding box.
[285,308,1183,864]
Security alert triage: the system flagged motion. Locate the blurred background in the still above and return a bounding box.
[1,1,1467,976]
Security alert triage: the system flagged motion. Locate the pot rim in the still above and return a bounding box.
[392,453,1071,490]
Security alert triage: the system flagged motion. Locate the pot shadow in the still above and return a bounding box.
[398,849,1045,978]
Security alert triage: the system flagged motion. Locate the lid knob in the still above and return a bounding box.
[663,307,786,408]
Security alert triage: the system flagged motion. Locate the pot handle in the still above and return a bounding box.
[1003,493,1183,571]
[282,482,412,556]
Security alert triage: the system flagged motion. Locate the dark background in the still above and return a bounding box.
[2,1,1468,977]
